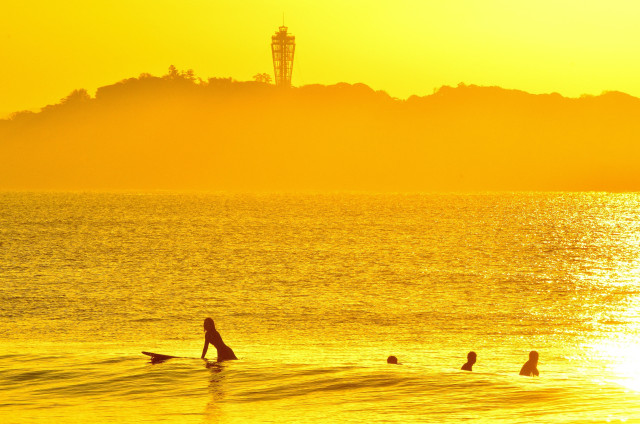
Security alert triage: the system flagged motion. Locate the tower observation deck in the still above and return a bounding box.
[271,25,295,88]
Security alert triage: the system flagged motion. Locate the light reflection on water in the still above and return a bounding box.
[1,192,640,422]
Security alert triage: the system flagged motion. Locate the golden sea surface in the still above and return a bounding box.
[1,192,640,423]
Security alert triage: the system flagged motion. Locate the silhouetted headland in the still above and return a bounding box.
[2,66,640,191]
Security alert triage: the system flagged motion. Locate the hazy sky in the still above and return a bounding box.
[2,0,640,116]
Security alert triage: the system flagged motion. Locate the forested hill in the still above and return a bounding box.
[2,68,639,191]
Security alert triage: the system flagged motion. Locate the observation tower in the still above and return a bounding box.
[271,24,295,88]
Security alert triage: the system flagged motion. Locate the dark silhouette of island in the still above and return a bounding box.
[2,66,639,191]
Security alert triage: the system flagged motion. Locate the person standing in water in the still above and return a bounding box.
[519,350,539,376]
[461,351,476,371]
[201,317,237,362]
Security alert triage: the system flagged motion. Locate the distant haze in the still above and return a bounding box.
[1,70,639,191]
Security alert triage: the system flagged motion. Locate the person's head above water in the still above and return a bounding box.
[519,350,540,376]
[461,351,477,371]
[387,355,398,364]
[467,351,477,365]
[204,317,216,332]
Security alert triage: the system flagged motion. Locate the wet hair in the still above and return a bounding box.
[529,350,538,361]
[387,355,398,364]
[467,351,477,361]
[204,317,215,331]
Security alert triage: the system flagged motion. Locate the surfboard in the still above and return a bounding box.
[142,351,183,362]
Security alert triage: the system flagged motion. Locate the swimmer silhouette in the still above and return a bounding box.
[461,351,476,371]
[519,350,539,376]
[201,318,237,362]
[387,355,398,364]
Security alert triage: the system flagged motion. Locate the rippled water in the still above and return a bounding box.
[1,192,640,422]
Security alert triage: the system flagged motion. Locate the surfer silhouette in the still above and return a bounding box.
[201,318,237,362]
[461,351,476,371]
[387,355,398,364]
[519,350,539,376]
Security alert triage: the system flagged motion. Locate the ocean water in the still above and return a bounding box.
[1,192,640,423]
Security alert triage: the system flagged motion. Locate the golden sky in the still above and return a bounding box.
[2,0,640,117]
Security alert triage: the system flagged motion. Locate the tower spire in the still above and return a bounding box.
[271,21,295,88]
